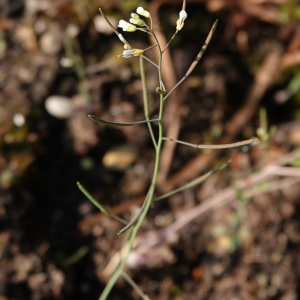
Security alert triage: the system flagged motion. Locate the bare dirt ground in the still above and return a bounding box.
[1,0,300,299]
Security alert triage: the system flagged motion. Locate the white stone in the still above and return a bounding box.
[40,31,61,55]
[93,15,117,34]
[66,24,80,38]
[60,57,73,68]
[45,95,73,119]
[13,114,25,127]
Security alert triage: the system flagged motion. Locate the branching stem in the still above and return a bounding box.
[99,24,165,300]
[163,20,218,102]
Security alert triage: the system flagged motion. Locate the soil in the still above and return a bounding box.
[1,0,300,300]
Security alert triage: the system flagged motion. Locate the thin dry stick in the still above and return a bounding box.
[161,152,300,238]
[105,150,300,272]
[250,177,300,197]
[240,3,282,25]
[279,51,300,71]
[138,149,300,252]
[268,166,300,177]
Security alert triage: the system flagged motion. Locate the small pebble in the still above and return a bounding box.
[93,15,117,34]
[13,113,25,127]
[40,31,61,55]
[66,24,80,38]
[102,145,136,169]
[45,95,73,119]
[60,57,73,68]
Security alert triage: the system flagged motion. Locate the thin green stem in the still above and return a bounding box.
[140,54,159,68]
[137,28,151,34]
[118,32,163,235]
[63,33,91,104]
[99,28,164,300]
[144,44,158,52]
[153,160,230,202]
[163,137,257,149]
[140,56,157,149]
[77,182,128,225]
[121,272,151,300]
[99,8,119,36]
[118,185,152,234]
[95,5,220,300]
[163,20,218,102]
[149,16,153,30]
[162,30,178,53]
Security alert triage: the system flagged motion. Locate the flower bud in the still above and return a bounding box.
[119,49,144,58]
[132,49,144,56]
[176,10,187,30]
[136,7,150,18]
[118,19,137,32]
[130,17,145,26]
[131,13,139,19]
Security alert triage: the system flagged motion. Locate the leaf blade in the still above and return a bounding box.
[89,115,159,127]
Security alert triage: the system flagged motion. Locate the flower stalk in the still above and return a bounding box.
[76,4,253,300]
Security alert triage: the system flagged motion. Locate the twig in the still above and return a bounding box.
[121,149,300,268]
[161,150,300,238]
[268,166,300,177]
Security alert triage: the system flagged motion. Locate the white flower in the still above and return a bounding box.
[122,49,134,58]
[118,19,136,32]
[176,10,187,30]
[136,7,150,18]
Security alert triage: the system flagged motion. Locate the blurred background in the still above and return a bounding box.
[1,0,300,299]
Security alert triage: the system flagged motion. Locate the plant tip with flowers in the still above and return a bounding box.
[136,6,151,18]
[78,2,253,300]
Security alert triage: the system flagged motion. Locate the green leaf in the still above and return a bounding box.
[89,115,159,127]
